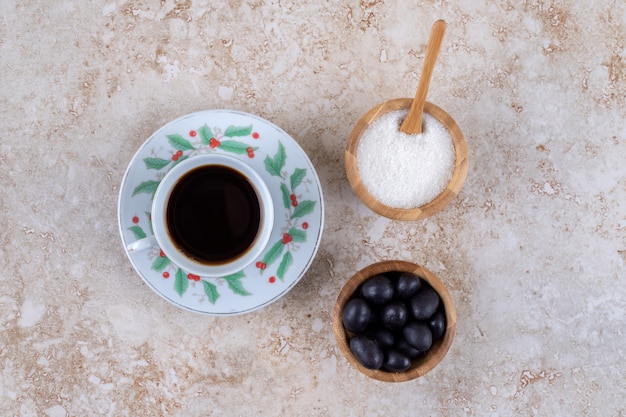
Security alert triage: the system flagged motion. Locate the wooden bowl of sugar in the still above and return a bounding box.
[345,98,468,220]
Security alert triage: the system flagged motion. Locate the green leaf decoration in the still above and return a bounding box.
[151,255,170,272]
[224,125,252,137]
[280,183,290,209]
[174,268,188,297]
[202,280,220,304]
[292,200,316,219]
[220,140,254,154]
[199,124,213,145]
[290,168,307,191]
[264,142,286,177]
[223,272,252,296]
[128,225,146,240]
[144,157,171,170]
[167,134,195,151]
[132,180,160,197]
[277,251,293,281]
[262,239,285,267]
[264,156,280,177]
[288,227,307,243]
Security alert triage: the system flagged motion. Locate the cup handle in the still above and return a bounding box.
[126,235,158,253]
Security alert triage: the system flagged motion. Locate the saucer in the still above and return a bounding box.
[118,110,324,315]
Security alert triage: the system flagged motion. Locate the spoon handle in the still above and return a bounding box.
[400,20,446,134]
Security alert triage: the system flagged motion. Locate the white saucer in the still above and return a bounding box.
[118,110,324,315]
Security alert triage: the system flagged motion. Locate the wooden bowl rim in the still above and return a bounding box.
[332,260,457,382]
[345,98,468,221]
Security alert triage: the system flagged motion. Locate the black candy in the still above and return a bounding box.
[381,301,408,331]
[382,350,412,373]
[349,335,384,370]
[428,310,446,341]
[360,274,394,305]
[342,298,371,333]
[403,321,433,352]
[395,272,422,299]
[410,288,440,320]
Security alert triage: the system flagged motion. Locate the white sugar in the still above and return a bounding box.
[356,109,455,209]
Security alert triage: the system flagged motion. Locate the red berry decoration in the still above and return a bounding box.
[171,154,179,161]
[252,132,260,139]
[269,276,276,283]
[302,222,309,229]
[247,147,255,158]
[159,249,166,257]
[176,150,183,157]
[282,233,293,244]
[132,216,139,224]
[209,138,220,148]
[256,261,266,270]
[189,130,197,137]
[187,273,200,281]
[163,272,170,278]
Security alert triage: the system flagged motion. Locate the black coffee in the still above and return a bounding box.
[166,164,261,265]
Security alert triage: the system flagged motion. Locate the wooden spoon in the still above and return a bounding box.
[399,20,446,134]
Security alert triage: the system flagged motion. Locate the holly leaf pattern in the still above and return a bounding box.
[292,200,316,219]
[280,183,290,209]
[288,227,306,242]
[264,142,286,177]
[262,239,285,267]
[224,125,252,137]
[199,124,213,145]
[128,225,146,240]
[167,134,195,151]
[152,255,170,272]
[132,180,160,197]
[223,272,252,296]
[290,168,307,191]
[174,268,188,297]
[220,140,255,154]
[202,280,220,304]
[144,157,171,170]
[277,252,293,281]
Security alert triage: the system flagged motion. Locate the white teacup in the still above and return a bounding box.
[126,153,274,277]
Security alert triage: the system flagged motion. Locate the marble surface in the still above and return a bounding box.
[2,0,625,415]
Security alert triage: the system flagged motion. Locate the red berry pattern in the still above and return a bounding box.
[132,216,139,224]
[163,272,170,278]
[302,222,309,229]
[159,249,166,257]
[209,138,220,148]
[256,261,266,270]
[290,193,298,207]
[269,276,276,283]
[282,233,293,244]
[189,130,197,137]
[252,132,260,139]
[171,150,183,161]
[247,147,255,158]
[187,273,201,281]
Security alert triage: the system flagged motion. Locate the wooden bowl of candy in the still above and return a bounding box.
[344,98,468,220]
[332,260,456,382]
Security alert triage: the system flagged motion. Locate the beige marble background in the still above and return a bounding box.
[2,0,626,415]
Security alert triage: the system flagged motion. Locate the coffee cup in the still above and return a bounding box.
[126,153,274,277]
